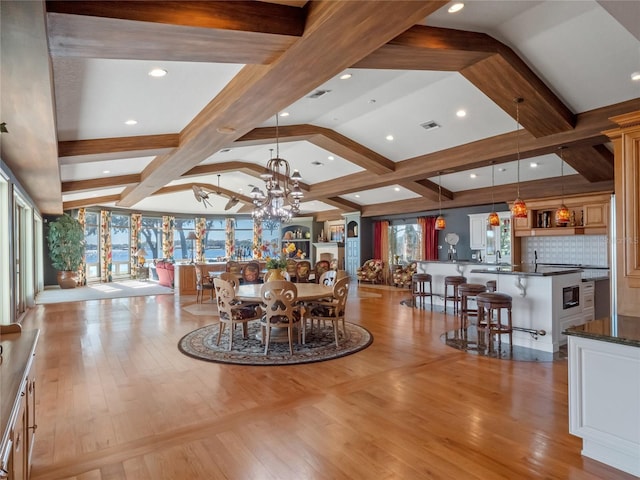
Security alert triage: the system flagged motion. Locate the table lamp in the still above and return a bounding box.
[135,248,147,267]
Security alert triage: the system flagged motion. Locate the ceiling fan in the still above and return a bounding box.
[191,175,240,211]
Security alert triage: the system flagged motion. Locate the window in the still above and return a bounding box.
[389,223,421,263]
[111,214,131,276]
[234,217,253,260]
[84,211,100,281]
[259,219,280,259]
[174,218,195,262]
[204,218,226,261]
[140,216,162,260]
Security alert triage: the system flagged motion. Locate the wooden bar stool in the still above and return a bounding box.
[476,292,513,351]
[457,283,487,328]
[411,273,433,310]
[443,276,466,314]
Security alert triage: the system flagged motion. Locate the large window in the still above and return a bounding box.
[389,223,421,263]
[111,214,131,276]
[84,211,100,281]
[204,218,226,260]
[140,216,162,260]
[234,218,253,260]
[174,218,195,262]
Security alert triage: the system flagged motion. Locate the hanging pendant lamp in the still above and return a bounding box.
[488,161,500,227]
[511,98,528,218]
[555,146,571,225]
[435,171,446,230]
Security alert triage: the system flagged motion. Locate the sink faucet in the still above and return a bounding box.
[495,250,502,264]
[534,250,538,266]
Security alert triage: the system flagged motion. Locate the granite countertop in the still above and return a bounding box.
[470,264,582,276]
[564,315,640,348]
[418,260,477,264]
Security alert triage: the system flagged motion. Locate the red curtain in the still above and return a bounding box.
[420,216,439,260]
[373,220,387,259]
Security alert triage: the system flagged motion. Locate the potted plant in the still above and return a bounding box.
[47,213,85,289]
[265,255,288,281]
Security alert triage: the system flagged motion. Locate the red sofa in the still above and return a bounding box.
[155,261,175,288]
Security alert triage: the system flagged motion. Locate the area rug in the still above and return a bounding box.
[35,280,173,304]
[178,321,373,366]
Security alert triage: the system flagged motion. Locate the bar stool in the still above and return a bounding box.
[476,292,513,351]
[457,283,487,328]
[411,273,433,310]
[443,276,466,314]
[486,280,497,292]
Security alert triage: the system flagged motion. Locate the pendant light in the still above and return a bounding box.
[511,97,528,218]
[487,161,500,227]
[435,171,446,230]
[555,146,571,225]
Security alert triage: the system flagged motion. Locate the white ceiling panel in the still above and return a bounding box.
[340,185,421,206]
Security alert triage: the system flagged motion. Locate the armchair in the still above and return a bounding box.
[392,261,417,288]
[356,259,384,284]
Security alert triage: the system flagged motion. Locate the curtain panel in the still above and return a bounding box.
[196,217,206,263]
[253,220,263,259]
[100,210,112,282]
[130,213,142,276]
[225,218,235,258]
[76,208,87,286]
[162,216,174,260]
[420,216,439,260]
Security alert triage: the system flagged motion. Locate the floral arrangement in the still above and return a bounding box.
[265,255,288,270]
[283,242,297,256]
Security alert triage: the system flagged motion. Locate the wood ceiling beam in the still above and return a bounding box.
[61,174,140,193]
[58,134,179,164]
[560,145,614,182]
[116,1,447,208]
[354,25,575,138]
[403,179,454,201]
[45,1,304,63]
[63,194,120,211]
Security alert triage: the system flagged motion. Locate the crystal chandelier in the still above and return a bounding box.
[250,115,303,223]
[511,97,528,218]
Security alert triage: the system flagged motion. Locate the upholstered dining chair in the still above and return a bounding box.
[260,280,303,355]
[295,260,312,283]
[213,278,262,351]
[306,276,350,347]
[285,259,298,282]
[314,260,331,283]
[194,264,215,304]
[242,261,261,284]
[225,260,242,279]
[318,269,337,287]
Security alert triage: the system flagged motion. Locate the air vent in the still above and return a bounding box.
[420,120,441,131]
[311,161,324,166]
[219,148,232,153]
[307,89,332,99]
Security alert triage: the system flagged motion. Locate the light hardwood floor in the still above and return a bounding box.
[23,284,634,480]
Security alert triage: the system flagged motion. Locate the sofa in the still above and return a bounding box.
[392,261,417,288]
[155,260,175,288]
[356,259,384,284]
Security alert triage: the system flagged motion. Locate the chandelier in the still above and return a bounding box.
[487,161,500,227]
[435,171,446,230]
[250,115,303,223]
[511,97,528,218]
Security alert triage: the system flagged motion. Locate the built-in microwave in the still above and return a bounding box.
[563,285,580,309]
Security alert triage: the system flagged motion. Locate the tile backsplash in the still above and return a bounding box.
[521,235,608,267]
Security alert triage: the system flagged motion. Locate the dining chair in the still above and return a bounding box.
[225,260,242,279]
[318,269,337,287]
[213,278,262,351]
[314,260,331,283]
[194,264,214,304]
[242,261,261,284]
[307,276,350,347]
[295,260,312,283]
[260,280,303,355]
[285,259,298,282]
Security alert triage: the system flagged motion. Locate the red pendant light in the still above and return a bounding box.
[488,161,500,226]
[555,146,571,225]
[511,98,528,218]
[435,171,446,230]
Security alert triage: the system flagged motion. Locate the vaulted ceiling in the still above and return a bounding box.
[1,1,639,220]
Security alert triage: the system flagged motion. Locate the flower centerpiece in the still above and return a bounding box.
[265,255,288,281]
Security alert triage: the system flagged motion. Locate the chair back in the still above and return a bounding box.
[219,272,240,292]
[213,278,236,318]
[319,269,337,287]
[331,276,350,316]
[295,260,311,283]
[226,261,242,276]
[314,260,331,281]
[285,259,298,280]
[194,264,204,287]
[260,281,299,327]
[242,261,261,284]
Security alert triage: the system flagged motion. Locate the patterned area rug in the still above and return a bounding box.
[178,321,373,366]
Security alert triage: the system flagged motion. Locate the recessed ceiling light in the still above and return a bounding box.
[530,162,538,168]
[279,112,290,117]
[448,3,464,13]
[102,170,110,174]
[124,119,137,125]
[216,126,236,134]
[631,72,640,81]
[386,134,394,141]
[368,99,376,104]
[470,173,477,178]
[340,73,352,80]
[148,68,167,77]
[394,187,400,192]
[498,167,506,172]
[327,156,335,161]
[354,194,360,198]
[456,109,467,117]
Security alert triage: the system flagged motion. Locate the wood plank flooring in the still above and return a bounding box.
[23,284,634,480]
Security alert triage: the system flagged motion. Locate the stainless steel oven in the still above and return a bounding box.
[563,285,580,309]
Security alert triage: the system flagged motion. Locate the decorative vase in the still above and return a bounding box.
[57,271,77,289]
[267,269,285,281]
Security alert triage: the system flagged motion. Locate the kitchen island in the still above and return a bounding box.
[564,316,640,477]
[417,261,588,352]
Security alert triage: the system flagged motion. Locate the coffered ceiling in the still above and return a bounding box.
[1,1,639,219]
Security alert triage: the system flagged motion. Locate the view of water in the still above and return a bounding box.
[86,248,229,263]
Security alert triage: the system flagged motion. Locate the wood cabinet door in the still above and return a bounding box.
[583,203,607,227]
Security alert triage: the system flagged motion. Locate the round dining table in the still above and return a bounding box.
[236,282,333,303]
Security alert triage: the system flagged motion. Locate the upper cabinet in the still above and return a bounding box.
[511,193,610,237]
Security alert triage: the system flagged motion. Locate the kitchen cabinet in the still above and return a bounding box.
[581,281,595,322]
[468,214,486,250]
[343,213,373,278]
[1,327,39,480]
[281,217,317,260]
